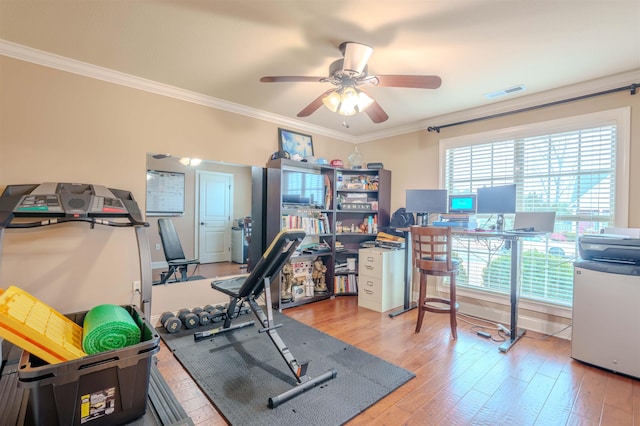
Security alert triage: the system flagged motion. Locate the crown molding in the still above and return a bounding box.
[0,39,355,142]
[2,39,638,145]
[422,68,640,133]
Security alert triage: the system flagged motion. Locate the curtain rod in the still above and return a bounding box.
[427,83,638,133]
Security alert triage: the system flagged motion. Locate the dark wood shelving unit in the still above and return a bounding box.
[266,158,390,309]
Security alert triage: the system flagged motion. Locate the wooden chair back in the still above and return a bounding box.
[410,225,455,275]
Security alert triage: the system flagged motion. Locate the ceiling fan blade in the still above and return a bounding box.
[340,42,373,75]
[260,76,326,83]
[297,89,336,117]
[374,75,442,89]
[365,100,389,123]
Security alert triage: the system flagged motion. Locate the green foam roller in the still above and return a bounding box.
[82,304,141,355]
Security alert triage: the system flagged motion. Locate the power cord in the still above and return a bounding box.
[458,311,572,342]
[521,323,572,340]
[457,312,506,342]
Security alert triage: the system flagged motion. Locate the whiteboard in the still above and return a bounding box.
[146,170,185,215]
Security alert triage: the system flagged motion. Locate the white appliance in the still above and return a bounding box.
[231,227,247,264]
[572,260,640,379]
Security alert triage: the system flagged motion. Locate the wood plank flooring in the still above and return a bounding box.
[155,296,640,425]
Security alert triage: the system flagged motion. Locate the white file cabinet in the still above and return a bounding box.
[358,247,404,312]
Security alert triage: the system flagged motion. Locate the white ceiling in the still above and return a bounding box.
[1,0,639,140]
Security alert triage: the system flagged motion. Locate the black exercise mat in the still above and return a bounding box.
[160,310,415,425]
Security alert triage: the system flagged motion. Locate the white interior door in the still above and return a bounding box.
[197,171,233,263]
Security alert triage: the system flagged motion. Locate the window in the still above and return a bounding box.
[440,108,630,307]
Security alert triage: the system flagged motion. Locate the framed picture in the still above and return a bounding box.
[278,128,313,159]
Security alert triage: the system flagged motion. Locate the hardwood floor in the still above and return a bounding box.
[155,296,640,425]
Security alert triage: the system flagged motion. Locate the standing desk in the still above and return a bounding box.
[390,225,532,353]
[454,229,532,352]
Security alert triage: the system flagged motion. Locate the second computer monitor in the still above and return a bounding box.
[448,194,477,214]
[476,184,516,214]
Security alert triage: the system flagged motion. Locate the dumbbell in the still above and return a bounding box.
[204,304,226,323]
[192,306,211,326]
[177,308,199,329]
[160,311,182,334]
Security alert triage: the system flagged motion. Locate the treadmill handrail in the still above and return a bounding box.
[4,216,149,228]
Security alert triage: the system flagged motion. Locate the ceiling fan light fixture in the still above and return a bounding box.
[322,90,342,113]
[322,86,374,116]
[357,91,374,111]
[261,41,441,124]
[338,86,360,115]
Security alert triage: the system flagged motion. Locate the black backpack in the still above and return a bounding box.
[390,208,415,228]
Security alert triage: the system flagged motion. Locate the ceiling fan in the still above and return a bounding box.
[260,42,442,123]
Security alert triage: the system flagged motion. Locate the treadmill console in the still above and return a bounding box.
[0,182,146,227]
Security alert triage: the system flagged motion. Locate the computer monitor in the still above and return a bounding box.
[405,189,448,225]
[448,194,476,214]
[476,184,516,231]
[476,184,516,214]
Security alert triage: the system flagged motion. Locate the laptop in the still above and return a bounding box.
[509,211,556,234]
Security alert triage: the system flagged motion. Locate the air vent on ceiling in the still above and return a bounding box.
[485,84,526,99]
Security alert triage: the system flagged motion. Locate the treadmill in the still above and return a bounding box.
[0,182,192,425]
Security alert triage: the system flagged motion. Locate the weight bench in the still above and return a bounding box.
[194,229,337,408]
[157,218,200,284]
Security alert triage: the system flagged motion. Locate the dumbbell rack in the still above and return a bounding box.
[0,183,191,425]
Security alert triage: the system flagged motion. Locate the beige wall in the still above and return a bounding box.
[1,55,639,322]
[0,57,353,315]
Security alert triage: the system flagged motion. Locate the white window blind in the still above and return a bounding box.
[444,125,617,306]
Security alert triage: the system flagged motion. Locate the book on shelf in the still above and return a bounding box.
[281,213,331,234]
[334,273,358,294]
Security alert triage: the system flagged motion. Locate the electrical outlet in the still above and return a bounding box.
[155,243,161,251]
[132,280,141,293]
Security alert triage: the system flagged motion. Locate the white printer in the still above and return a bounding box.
[578,233,640,264]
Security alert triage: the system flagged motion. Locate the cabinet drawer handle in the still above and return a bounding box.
[364,289,373,295]
[365,265,374,270]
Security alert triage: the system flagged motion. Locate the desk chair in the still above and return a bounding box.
[195,229,337,408]
[157,218,200,284]
[410,226,460,339]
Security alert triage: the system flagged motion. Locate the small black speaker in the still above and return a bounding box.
[367,162,384,169]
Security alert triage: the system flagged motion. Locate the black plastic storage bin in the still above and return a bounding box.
[17,305,160,426]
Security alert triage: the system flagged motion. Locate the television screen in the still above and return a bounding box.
[405,189,448,213]
[476,184,516,214]
[448,194,476,214]
[282,170,325,208]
